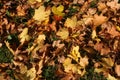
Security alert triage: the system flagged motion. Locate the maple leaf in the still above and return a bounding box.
[107,0,120,10]
[107,26,120,37]
[27,67,36,80]
[68,46,80,62]
[93,14,108,27]
[79,56,89,67]
[52,5,65,16]
[64,16,77,29]
[19,28,30,44]
[56,28,69,39]
[33,5,50,24]
[98,2,107,11]
[63,58,86,75]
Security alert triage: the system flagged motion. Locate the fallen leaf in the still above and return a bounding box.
[93,14,108,27]
[107,0,120,10]
[98,2,107,11]
[56,28,69,39]
[101,56,114,68]
[33,5,50,24]
[64,16,77,29]
[52,5,65,16]
[115,64,120,76]
[52,40,64,48]
[107,26,120,37]
[107,74,117,80]
[27,67,36,80]
[68,46,80,62]
[36,0,42,2]
[19,28,30,44]
[91,29,97,39]
[63,58,85,75]
[79,56,88,67]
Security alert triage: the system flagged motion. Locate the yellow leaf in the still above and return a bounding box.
[36,34,46,44]
[33,6,50,23]
[63,58,86,75]
[68,46,80,62]
[116,26,120,31]
[101,57,114,68]
[28,34,46,54]
[19,28,30,44]
[27,67,36,80]
[64,16,77,29]
[57,5,64,12]
[92,29,97,39]
[107,74,117,80]
[19,64,27,74]
[56,28,69,39]
[36,0,42,2]
[52,5,64,16]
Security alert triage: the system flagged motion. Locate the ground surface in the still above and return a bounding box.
[0,0,120,80]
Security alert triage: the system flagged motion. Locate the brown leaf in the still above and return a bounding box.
[107,26,120,37]
[115,64,120,76]
[93,14,108,27]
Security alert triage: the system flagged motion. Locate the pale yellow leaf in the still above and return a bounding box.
[19,28,30,44]
[27,67,36,80]
[56,28,69,39]
[107,74,117,80]
[91,29,97,39]
[64,16,77,29]
[79,56,88,67]
[36,34,46,44]
[19,64,27,74]
[63,58,85,75]
[33,6,50,23]
[36,0,42,2]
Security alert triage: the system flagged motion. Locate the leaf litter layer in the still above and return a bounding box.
[0,0,120,80]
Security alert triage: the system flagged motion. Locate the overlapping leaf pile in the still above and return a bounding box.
[0,0,120,80]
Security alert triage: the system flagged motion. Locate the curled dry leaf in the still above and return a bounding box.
[52,40,64,49]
